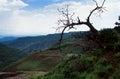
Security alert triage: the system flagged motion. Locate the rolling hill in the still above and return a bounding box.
[0,32,83,72]
[0,43,27,71]
[3,36,84,72]
[3,33,73,54]
[4,29,120,79]
[0,36,17,42]
[2,31,87,72]
[4,49,62,72]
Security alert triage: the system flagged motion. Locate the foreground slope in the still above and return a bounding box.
[28,29,120,79]
[4,29,120,79]
[0,43,26,71]
[4,49,62,72]
[3,36,83,72]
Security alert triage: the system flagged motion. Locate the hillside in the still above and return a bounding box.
[0,36,17,42]
[26,29,120,79]
[3,33,73,54]
[0,32,76,71]
[0,43,27,71]
[1,32,95,78]
[4,49,62,72]
[3,36,83,72]
[2,29,120,79]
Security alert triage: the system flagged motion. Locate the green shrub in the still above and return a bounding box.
[69,72,99,79]
[39,57,94,79]
[109,65,120,79]
[96,57,108,65]
[99,29,119,51]
[113,52,120,64]
[86,73,99,79]
[115,52,120,58]
[35,53,117,79]
[92,57,113,79]
[48,74,65,79]
[114,41,120,51]
[91,48,104,57]
[94,64,112,78]
[99,29,118,43]
[71,72,89,79]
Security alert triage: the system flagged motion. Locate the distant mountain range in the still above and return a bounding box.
[0,31,84,71]
[0,36,18,42]
[2,33,73,54]
[3,31,86,72]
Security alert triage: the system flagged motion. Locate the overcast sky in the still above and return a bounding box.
[0,0,120,36]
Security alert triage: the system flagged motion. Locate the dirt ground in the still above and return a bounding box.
[0,72,29,79]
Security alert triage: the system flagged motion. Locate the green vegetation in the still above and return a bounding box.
[28,28,120,79]
[0,33,75,71]
[4,49,62,71]
[35,51,120,79]
[3,33,72,54]
[17,61,41,70]
[109,65,120,79]
[99,29,120,51]
[0,43,26,71]
[60,38,83,56]
[37,55,113,79]
[27,71,46,79]
[1,28,120,79]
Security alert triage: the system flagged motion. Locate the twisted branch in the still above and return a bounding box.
[57,0,106,50]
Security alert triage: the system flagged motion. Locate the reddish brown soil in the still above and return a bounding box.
[5,74,29,79]
[0,72,29,79]
[4,49,62,72]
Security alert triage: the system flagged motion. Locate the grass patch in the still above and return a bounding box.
[17,61,41,70]
[27,71,46,79]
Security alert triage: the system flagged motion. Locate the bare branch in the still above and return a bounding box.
[57,0,106,49]
[101,0,106,7]
[93,0,98,7]
[87,0,106,22]
[77,17,80,23]
[70,12,75,23]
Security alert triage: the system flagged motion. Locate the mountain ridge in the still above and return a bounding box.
[2,32,78,54]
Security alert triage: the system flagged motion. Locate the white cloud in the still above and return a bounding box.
[0,9,58,36]
[0,0,28,11]
[91,0,120,29]
[0,0,120,36]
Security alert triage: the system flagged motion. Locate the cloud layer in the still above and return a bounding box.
[0,0,28,11]
[0,0,120,36]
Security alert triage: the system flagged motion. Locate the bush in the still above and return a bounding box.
[86,73,99,79]
[113,52,120,64]
[70,72,86,79]
[94,64,112,78]
[99,29,119,51]
[48,74,65,79]
[34,54,118,79]
[91,48,104,57]
[114,41,120,51]
[109,65,120,79]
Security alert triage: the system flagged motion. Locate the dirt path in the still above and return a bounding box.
[0,72,29,79]
[5,74,29,79]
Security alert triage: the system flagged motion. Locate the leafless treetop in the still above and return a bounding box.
[57,0,106,49]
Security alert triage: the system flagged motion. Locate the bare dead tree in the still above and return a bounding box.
[57,0,106,48]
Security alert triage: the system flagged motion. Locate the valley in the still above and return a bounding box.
[0,29,120,79]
